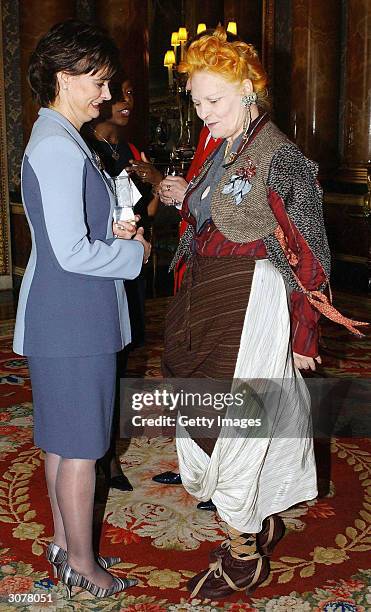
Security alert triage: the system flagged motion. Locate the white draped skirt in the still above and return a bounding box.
[176,259,318,532]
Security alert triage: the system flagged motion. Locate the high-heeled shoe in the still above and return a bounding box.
[58,560,138,599]
[46,543,121,579]
[46,543,66,578]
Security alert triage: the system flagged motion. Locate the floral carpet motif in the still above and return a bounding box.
[0,296,370,610]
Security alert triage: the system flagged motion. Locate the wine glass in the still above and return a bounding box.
[164,162,182,177]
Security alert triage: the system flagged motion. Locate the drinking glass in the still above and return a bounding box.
[164,163,182,177]
[112,175,136,225]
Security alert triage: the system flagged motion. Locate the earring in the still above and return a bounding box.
[242,106,253,133]
[241,92,257,107]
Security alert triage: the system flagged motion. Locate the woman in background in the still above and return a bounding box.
[87,69,162,217]
[86,71,162,492]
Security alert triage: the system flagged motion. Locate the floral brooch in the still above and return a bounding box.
[222,158,256,205]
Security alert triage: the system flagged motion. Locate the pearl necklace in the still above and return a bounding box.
[93,129,120,160]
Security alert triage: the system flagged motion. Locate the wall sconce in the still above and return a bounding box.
[171,31,179,48]
[197,23,207,34]
[178,27,188,60]
[178,27,188,41]
[163,50,176,87]
[227,21,237,35]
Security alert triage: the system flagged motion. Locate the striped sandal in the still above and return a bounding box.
[57,560,137,599]
[46,543,121,578]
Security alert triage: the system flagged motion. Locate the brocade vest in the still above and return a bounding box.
[186,120,290,243]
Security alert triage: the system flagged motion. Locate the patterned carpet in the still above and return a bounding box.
[0,294,370,611]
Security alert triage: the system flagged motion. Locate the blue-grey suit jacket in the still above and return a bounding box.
[13,108,144,357]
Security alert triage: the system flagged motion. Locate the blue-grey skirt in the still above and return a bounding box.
[28,353,116,459]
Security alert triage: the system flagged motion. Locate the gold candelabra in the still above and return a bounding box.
[162,21,238,161]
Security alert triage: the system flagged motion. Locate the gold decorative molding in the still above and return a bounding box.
[333,253,368,265]
[10,203,25,215]
[0,1,13,288]
[336,165,369,185]
[13,266,26,277]
[324,193,366,207]
[364,165,371,218]
[262,0,275,87]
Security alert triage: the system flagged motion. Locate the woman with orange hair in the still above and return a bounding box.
[158,27,365,601]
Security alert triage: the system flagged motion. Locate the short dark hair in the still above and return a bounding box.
[107,67,129,104]
[28,19,120,107]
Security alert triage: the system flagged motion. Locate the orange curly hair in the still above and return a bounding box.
[179,27,268,103]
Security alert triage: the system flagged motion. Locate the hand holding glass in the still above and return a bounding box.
[164,163,182,177]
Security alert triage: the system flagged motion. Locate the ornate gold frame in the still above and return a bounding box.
[262,0,275,85]
[0,2,12,288]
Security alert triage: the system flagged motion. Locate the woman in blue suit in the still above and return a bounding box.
[13,20,150,599]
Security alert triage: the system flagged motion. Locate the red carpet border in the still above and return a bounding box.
[0,296,370,611]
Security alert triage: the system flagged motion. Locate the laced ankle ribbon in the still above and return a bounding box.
[227,527,257,559]
[220,516,278,554]
[191,529,262,598]
[274,226,369,336]
[260,516,275,549]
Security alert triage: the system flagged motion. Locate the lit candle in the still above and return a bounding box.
[178,27,188,61]
[164,50,176,88]
[227,21,237,35]
[197,23,207,34]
